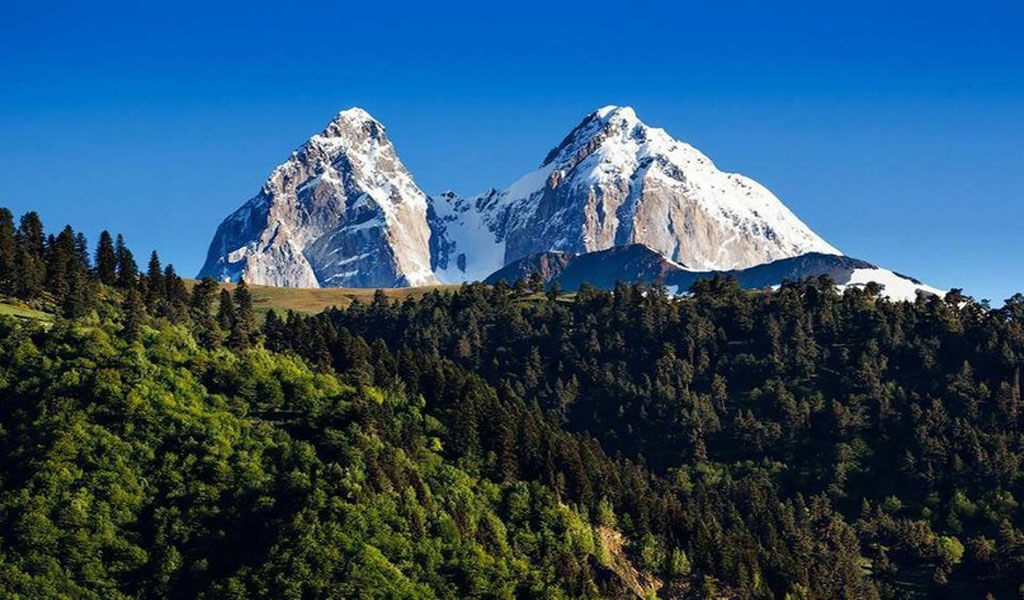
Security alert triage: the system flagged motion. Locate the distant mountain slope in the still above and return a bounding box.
[487,245,944,302]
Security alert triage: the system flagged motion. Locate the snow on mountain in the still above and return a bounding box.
[837,268,946,301]
[429,105,840,283]
[200,105,938,301]
[198,108,436,288]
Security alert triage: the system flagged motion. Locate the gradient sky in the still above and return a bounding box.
[1,1,1022,303]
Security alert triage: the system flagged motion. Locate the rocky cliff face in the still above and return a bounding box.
[198,108,436,288]
[429,106,840,283]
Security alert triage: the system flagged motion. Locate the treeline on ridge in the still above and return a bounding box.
[1,207,1023,599]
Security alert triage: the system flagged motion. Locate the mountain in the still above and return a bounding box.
[198,108,436,288]
[429,105,839,282]
[486,245,945,302]
[201,105,941,299]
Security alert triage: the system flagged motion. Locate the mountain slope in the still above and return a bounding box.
[431,106,839,282]
[487,245,945,302]
[198,108,436,288]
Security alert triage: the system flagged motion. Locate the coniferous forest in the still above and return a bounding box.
[1,207,1023,599]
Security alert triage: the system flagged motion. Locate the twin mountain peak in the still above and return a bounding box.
[198,106,940,301]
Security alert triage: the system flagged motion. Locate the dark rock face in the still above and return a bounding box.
[483,251,574,285]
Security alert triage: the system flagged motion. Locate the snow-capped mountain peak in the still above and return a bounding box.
[201,105,930,298]
[199,107,436,288]
[428,105,840,283]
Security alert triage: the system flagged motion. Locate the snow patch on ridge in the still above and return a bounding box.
[838,268,945,302]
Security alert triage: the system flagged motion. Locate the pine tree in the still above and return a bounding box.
[145,251,163,308]
[61,266,91,318]
[527,272,545,294]
[46,225,77,299]
[190,278,222,349]
[229,278,257,349]
[163,264,188,306]
[122,287,145,341]
[546,280,562,301]
[17,212,45,257]
[95,231,117,285]
[74,232,90,271]
[14,246,45,299]
[0,208,16,293]
[115,234,137,288]
[217,288,236,331]
[190,278,219,316]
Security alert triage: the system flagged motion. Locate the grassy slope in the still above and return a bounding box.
[0,301,54,322]
[186,280,464,316]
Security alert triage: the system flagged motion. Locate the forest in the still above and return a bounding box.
[0,207,1022,599]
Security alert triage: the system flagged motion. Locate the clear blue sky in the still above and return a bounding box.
[1,1,1022,303]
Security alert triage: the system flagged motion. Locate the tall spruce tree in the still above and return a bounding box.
[46,225,77,299]
[163,264,188,306]
[217,288,236,331]
[121,287,145,341]
[115,234,137,288]
[146,251,163,308]
[95,231,117,284]
[17,212,45,257]
[190,278,222,349]
[74,232,89,270]
[0,208,16,293]
[229,277,257,349]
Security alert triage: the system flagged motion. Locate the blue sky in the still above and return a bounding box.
[1,1,1022,303]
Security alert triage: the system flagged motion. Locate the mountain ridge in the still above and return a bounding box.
[199,105,942,298]
[429,105,840,282]
[485,244,944,302]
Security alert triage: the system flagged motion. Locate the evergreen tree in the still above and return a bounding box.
[61,266,91,318]
[0,208,16,293]
[546,279,562,301]
[527,272,545,294]
[74,232,90,271]
[217,288,236,331]
[115,234,137,288]
[122,287,145,341]
[17,211,45,257]
[190,278,222,349]
[45,225,77,299]
[95,230,117,284]
[162,264,188,306]
[145,251,163,308]
[229,278,257,349]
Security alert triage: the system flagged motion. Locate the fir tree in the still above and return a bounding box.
[229,278,256,349]
[217,288,236,331]
[74,232,90,271]
[190,278,222,349]
[0,208,16,293]
[146,251,163,308]
[17,211,45,257]
[95,231,117,285]
[115,234,137,288]
[122,287,145,341]
[163,264,188,307]
[61,266,91,318]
